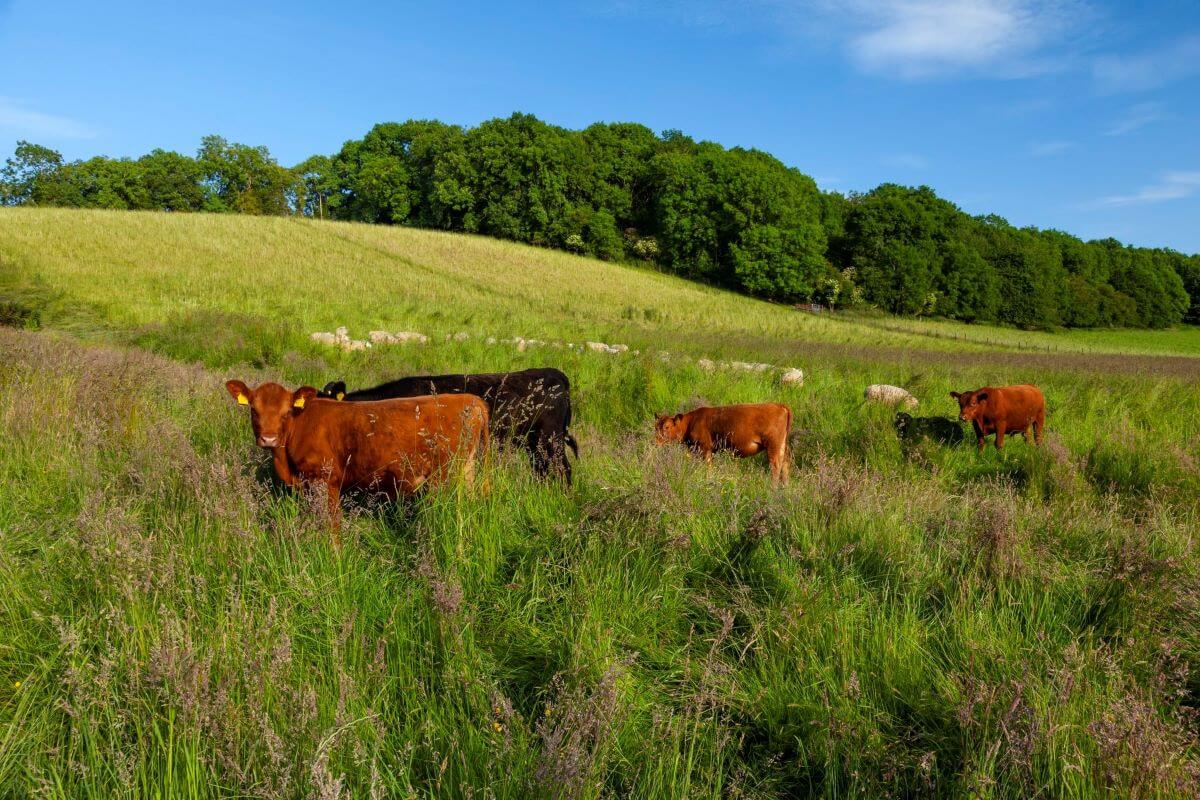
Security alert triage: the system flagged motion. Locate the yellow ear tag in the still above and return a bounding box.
[293,396,306,409]
[336,392,345,401]
[237,394,249,405]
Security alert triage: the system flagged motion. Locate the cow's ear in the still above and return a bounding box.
[976,392,988,403]
[226,380,252,405]
[674,414,683,423]
[949,391,960,400]
[321,380,347,400]
[292,386,318,410]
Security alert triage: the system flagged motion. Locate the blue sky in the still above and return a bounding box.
[1,1,1197,252]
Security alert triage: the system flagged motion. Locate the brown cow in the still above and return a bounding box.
[654,403,792,484]
[949,384,1045,451]
[225,380,488,542]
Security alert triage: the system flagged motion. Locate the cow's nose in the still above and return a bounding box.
[258,435,279,448]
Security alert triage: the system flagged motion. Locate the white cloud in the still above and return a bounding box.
[1093,35,1200,93]
[1102,102,1165,136]
[600,1,1087,78]
[1030,140,1073,156]
[1096,171,1200,208]
[823,0,1085,78]
[0,98,94,139]
[844,0,1070,77]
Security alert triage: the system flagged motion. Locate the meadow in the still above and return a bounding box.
[1,208,1199,798]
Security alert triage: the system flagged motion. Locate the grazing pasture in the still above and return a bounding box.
[1,208,1199,798]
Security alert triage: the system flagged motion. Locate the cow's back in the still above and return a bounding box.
[686,402,790,437]
[289,394,487,490]
[346,368,569,425]
[994,384,1045,419]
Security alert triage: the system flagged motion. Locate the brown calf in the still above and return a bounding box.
[226,380,488,541]
[950,384,1045,451]
[655,402,792,484]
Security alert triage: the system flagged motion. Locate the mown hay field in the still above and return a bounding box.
[1,208,1199,798]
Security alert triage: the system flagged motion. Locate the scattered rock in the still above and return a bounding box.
[730,361,771,373]
[367,330,428,345]
[697,358,716,372]
[865,384,918,409]
[585,341,628,354]
[310,327,372,351]
[781,368,805,386]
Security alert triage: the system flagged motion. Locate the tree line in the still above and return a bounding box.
[3,114,1198,329]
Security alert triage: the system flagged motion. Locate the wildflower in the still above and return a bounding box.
[492,722,503,733]
[11,681,20,690]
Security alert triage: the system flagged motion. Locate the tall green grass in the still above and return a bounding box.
[1,208,1199,798]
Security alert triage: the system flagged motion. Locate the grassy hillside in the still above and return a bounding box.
[4,207,1200,359]
[2,208,1199,798]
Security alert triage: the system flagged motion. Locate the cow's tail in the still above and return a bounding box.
[563,392,579,459]
[784,405,794,459]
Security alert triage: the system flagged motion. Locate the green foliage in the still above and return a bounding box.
[197,135,292,215]
[1177,255,1200,324]
[0,140,64,205]
[2,114,1198,329]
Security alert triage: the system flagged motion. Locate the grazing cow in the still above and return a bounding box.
[319,367,578,483]
[654,403,792,484]
[226,380,488,542]
[949,384,1045,451]
[894,412,965,445]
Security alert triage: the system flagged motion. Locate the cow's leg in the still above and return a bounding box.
[460,445,477,491]
[1034,411,1045,445]
[537,423,572,485]
[526,432,551,480]
[994,424,1006,450]
[551,437,572,485]
[769,435,788,485]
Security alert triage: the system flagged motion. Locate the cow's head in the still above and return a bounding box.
[894,412,912,436]
[949,390,989,422]
[318,380,348,401]
[654,413,684,445]
[225,380,317,448]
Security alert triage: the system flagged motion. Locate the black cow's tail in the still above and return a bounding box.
[562,377,579,460]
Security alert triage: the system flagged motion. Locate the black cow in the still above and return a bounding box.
[319,368,578,483]
[894,412,965,446]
